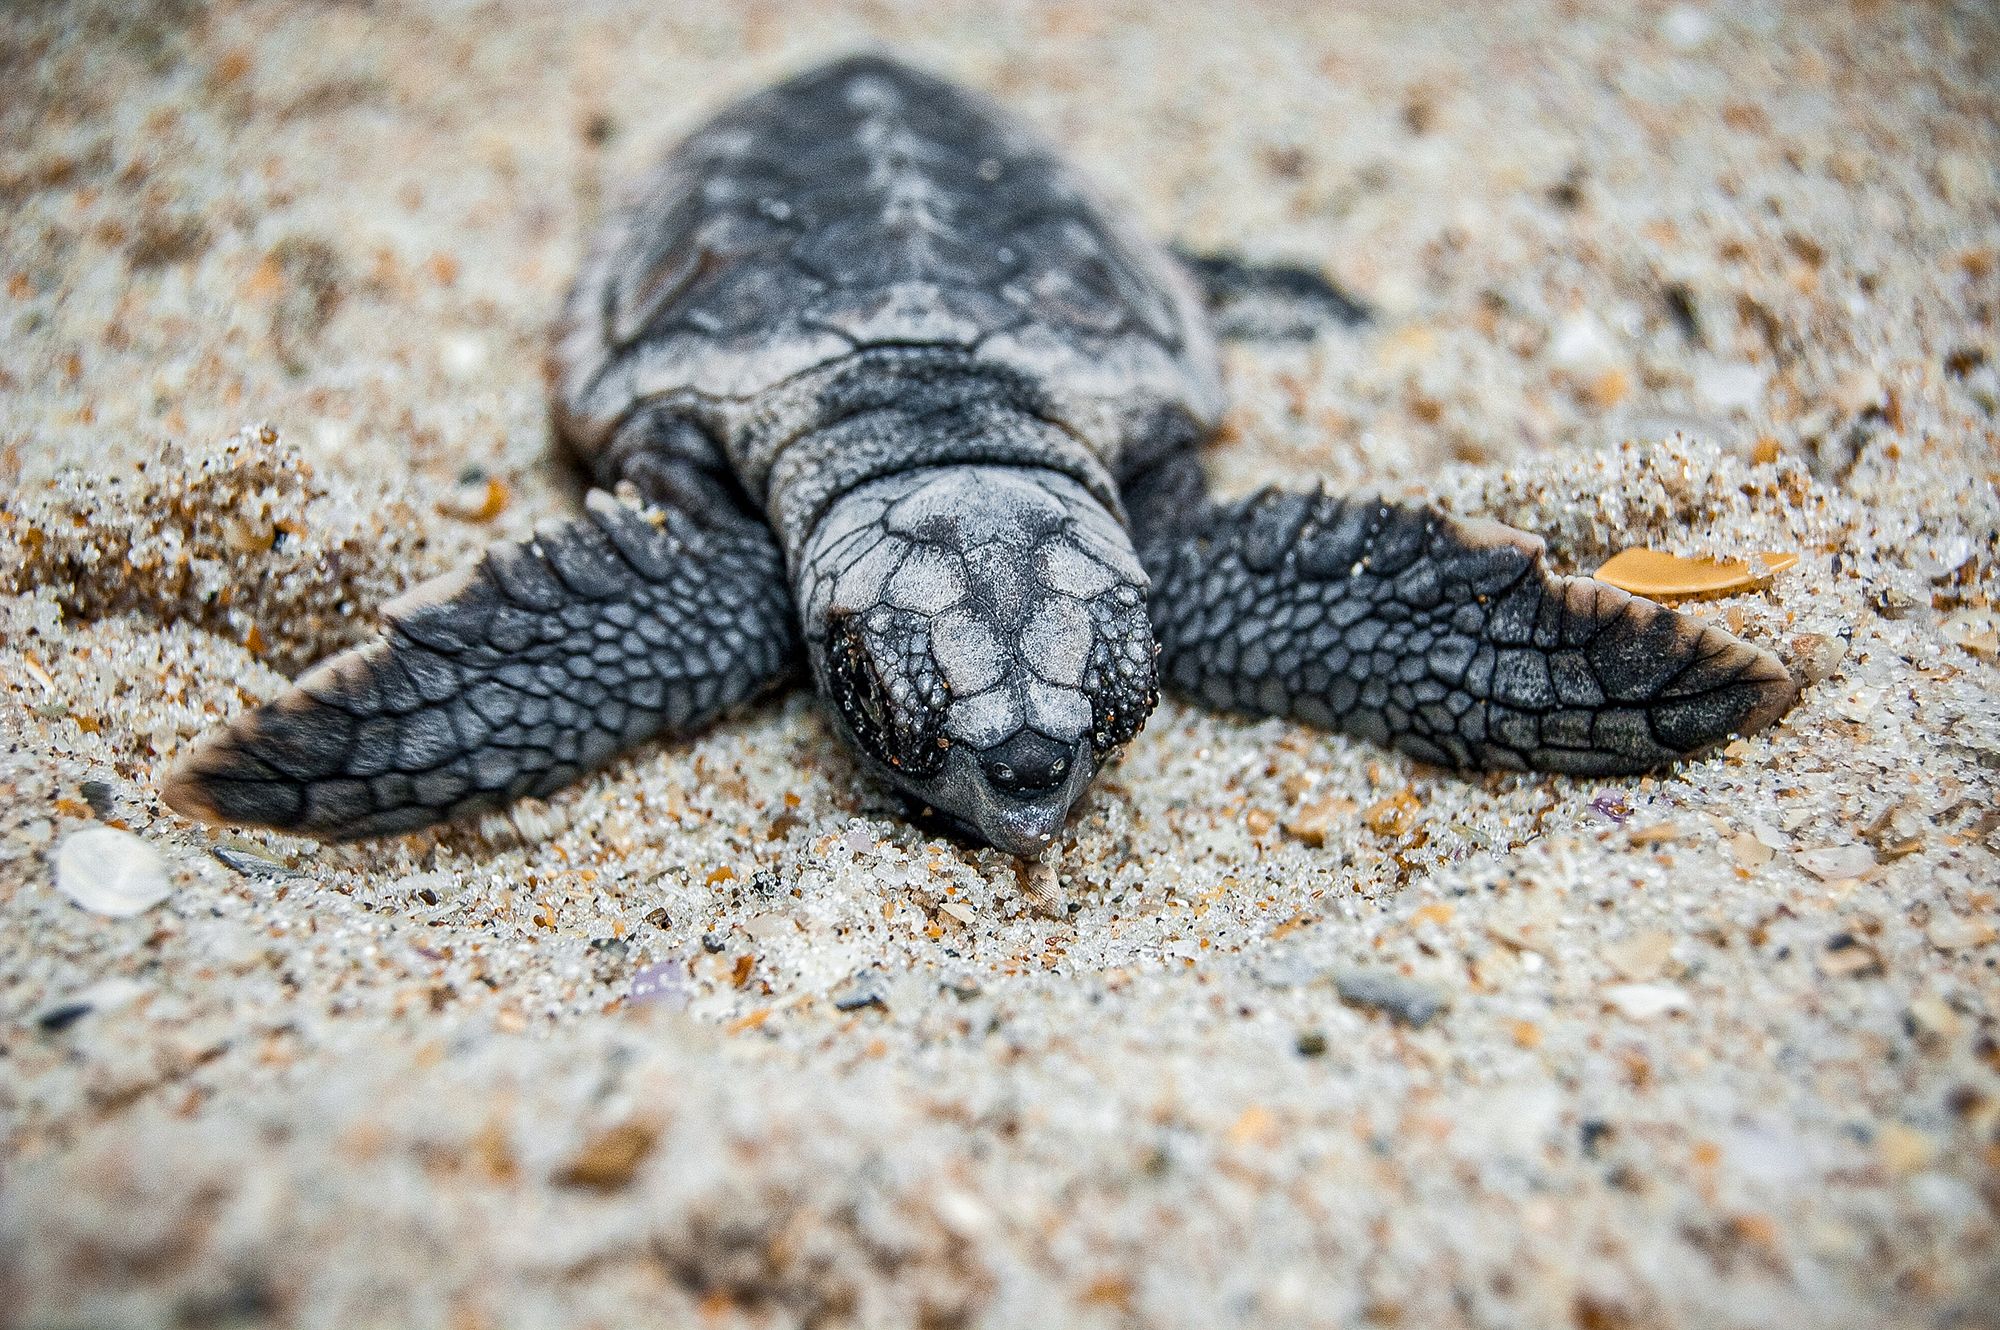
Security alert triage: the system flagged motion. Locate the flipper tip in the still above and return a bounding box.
[1725,640,1802,741]
[159,744,232,828]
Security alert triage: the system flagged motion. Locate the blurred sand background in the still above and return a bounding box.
[3,1,1998,1326]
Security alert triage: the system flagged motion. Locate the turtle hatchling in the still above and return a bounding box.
[164,55,1798,857]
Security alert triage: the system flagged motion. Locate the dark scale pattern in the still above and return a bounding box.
[1081,582,1157,752]
[792,463,1156,855]
[554,54,1219,496]
[1132,466,1799,775]
[164,491,796,840]
[825,606,951,778]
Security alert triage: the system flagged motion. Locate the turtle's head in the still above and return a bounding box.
[799,466,1157,856]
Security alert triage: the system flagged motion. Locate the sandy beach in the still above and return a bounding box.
[3,2,1997,1326]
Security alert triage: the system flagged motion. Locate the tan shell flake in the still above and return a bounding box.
[1941,608,2000,660]
[1594,548,1800,599]
[435,474,511,523]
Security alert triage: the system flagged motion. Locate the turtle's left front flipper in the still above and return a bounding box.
[1129,462,1797,775]
[163,489,797,840]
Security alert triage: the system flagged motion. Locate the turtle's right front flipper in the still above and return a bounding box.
[1129,460,1797,776]
[163,489,797,840]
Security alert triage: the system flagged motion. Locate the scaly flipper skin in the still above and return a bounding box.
[163,490,796,840]
[1128,455,1798,774]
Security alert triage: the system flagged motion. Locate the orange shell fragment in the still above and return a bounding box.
[1593,548,1800,599]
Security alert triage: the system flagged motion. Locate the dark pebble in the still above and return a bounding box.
[830,969,889,1012]
[211,844,300,881]
[80,779,117,819]
[1332,966,1449,1028]
[37,1001,93,1033]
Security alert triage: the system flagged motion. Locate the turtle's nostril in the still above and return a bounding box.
[981,731,1072,795]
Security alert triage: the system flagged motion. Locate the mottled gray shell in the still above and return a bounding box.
[553,56,1223,511]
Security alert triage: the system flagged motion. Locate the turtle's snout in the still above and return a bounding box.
[980,730,1074,795]
[962,734,1095,857]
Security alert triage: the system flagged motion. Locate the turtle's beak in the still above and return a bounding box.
[956,736,1097,857]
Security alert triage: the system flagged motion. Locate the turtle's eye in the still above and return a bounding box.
[824,611,947,777]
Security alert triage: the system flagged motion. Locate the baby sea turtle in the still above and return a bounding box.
[164,55,1797,856]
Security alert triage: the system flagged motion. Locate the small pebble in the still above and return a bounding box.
[36,1000,93,1033]
[1940,608,2000,660]
[35,976,148,1032]
[1661,5,1713,48]
[212,842,300,881]
[1602,982,1691,1020]
[1863,801,1927,860]
[741,911,794,939]
[1905,995,1962,1048]
[940,972,982,1000]
[700,932,727,953]
[1283,792,1353,846]
[830,968,890,1012]
[1550,312,1619,372]
[1871,585,1922,621]
[55,826,172,918]
[1362,791,1419,837]
[436,472,511,522]
[1295,1030,1329,1057]
[1817,933,1884,979]
[554,1120,657,1192]
[1924,915,1994,951]
[1603,930,1676,982]
[1747,820,1788,852]
[1627,820,1684,846]
[1589,792,1633,823]
[79,779,117,819]
[1791,632,1848,685]
[1795,844,1876,882]
[1727,831,1775,870]
[1877,1123,1935,1177]
[627,960,689,1009]
[1332,966,1448,1028]
[1833,686,1882,725]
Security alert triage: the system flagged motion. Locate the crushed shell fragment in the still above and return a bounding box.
[55,826,173,917]
[1593,548,1799,598]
